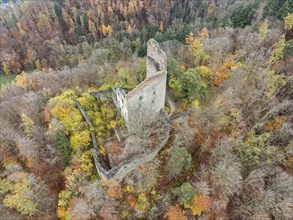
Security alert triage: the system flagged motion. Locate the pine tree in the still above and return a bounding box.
[82,12,89,33]
[76,15,83,37]
[54,3,62,21]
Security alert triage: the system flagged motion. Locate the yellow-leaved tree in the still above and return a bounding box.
[284,13,293,30]
[20,113,36,137]
[185,32,194,46]
[69,130,91,152]
[269,34,286,65]
[0,173,37,216]
[101,24,113,36]
[185,28,210,66]
[258,19,268,42]
[190,194,212,216]
[15,71,28,89]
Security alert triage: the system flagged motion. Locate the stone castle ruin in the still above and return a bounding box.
[112,39,167,133]
[78,39,170,181]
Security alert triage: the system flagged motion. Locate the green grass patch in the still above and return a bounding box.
[0,72,16,89]
[0,68,35,89]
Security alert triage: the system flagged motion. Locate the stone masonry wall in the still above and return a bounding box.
[113,39,167,133]
[126,71,166,132]
[113,86,128,124]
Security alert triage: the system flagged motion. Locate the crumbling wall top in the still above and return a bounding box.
[146,39,167,78]
[126,70,164,97]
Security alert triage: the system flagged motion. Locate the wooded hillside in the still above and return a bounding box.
[1,0,292,75]
[0,0,292,219]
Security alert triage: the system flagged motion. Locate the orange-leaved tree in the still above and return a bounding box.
[190,194,212,216]
[164,204,188,220]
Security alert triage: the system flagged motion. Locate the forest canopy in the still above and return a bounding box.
[0,0,292,219]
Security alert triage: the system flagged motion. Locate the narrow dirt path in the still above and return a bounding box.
[166,91,176,117]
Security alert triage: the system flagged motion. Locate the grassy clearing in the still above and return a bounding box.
[0,69,35,89]
[0,72,16,89]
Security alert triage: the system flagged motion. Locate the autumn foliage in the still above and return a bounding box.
[0,1,292,219]
[164,204,187,220]
[190,194,212,216]
[101,178,123,200]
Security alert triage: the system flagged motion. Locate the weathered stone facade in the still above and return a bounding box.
[112,39,167,133]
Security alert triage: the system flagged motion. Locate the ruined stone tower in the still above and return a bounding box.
[112,39,167,133]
